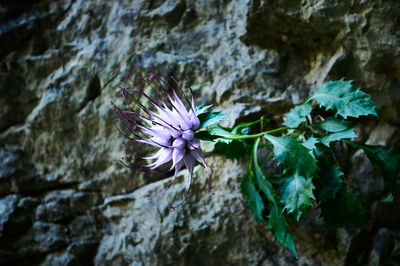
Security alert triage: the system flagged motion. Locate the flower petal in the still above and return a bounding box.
[172,137,185,149]
[189,109,200,130]
[183,154,196,176]
[135,138,163,147]
[188,138,200,150]
[191,148,212,192]
[149,148,173,169]
[182,129,194,141]
[171,148,185,169]
[113,64,212,208]
[147,160,184,200]
[190,148,205,162]
[171,163,193,210]
[141,148,163,160]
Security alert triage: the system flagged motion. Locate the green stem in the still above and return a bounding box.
[306,125,322,136]
[221,126,290,140]
[265,126,290,135]
[248,146,254,172]
[232,117,269,133]
[304,96,313,104]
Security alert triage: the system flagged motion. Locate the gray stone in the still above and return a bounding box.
[35,201,75,223]
[0,195,19,238]
[94,159,274,265]
[367,228,393,266]
[0,0,399,265]
[32,222,69,253]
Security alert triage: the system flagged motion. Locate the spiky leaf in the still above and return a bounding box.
[279,174,315,221]
[382,193,394,203]
[254,168,298,257]
[319,128,357,146]
[302,136,318,151]
[252,139,277,203]
[195,104,212,115]
[283,103,312,128]
[314,156,343,201]
[264,135,317,177]
[267,204,298,258]
[251,138,298,258]
[309,79,377,119]
[320,187,366,228]
[198,111,228,129]
[241,171,265,223]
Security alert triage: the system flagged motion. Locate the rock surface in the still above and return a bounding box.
[0,0,399,265]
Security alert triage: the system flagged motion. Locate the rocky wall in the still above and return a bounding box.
[0,0,399,265]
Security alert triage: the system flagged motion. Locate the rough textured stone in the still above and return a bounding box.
[0,0,399,265]
[0,195,19,238]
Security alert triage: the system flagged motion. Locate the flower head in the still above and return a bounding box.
[111,64,212,209]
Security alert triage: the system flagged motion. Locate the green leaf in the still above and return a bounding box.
[209,126,244,140]
[267,204,298,258]
[320,187,366,228]
[314,156,343,201]
[195,104,212,116]
[210,123,253,159]
[241,171,265,223]
[302,136,318,151]
[283,103,312,128]
[252,139,277,204]
[344,141,400,191]
[313,119,352,133]
[264,135,317,177]
[319,128,357,146]
[382,193,394,203]
[309,79,378,119]
[198,111,228,129]
[250,138,298,258]
[279,174,315,221]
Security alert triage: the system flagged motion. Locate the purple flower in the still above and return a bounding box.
[111,64,212,209]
